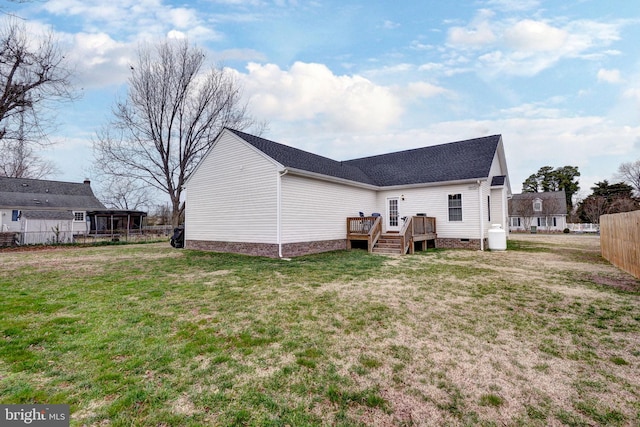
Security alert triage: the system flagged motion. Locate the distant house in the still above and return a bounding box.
[184,128,512,257]
[0,177,146,245]
[509,191,567,232]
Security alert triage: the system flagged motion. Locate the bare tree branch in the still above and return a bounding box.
[0,17,75,177]
[582,196,608,224]
[615,160,640,197]
[93,38,264,226]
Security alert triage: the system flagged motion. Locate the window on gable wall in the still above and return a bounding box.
[448,194,462,221]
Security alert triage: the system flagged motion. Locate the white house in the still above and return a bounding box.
[184,128,512,257]
[508,191,568,233]
[0,177,146,245]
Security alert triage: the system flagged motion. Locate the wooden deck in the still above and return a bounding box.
[347,215,436,255]
[346,216,382,253]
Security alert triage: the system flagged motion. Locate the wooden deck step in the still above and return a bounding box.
[372,235,403,254]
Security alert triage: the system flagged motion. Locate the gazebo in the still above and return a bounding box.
[86,209,147,238]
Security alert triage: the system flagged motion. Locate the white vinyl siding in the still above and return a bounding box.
[280,174,376,243]
[377,183,482,239]
[184,130,512,250]
[185,132,279,243]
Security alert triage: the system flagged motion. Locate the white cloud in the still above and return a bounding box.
[167,30,187,39]
[503,20,568,52]
[499,103,563,119]
[624,88,640,100]
[485,0,540,11]
[418,62,445,72]
[237,62,404,132]
[447,9,497,48]
[64,32,134,87]
[40,0,221,43]
[404,82,449,99]
[444,12,624,77]
[382,20,400,30]
[448,22,496,48]
[597,68,623,84]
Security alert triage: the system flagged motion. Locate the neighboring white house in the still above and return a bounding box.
[184,128,512,257]
[0,177,146,245]
[508,191,568,233]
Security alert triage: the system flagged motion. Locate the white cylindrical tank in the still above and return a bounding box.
[488,224,507,250]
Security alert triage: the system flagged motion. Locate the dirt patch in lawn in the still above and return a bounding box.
[0,242,182,273]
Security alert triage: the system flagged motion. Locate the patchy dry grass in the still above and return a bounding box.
[0,234,638,426]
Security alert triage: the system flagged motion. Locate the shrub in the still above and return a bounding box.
[563,228,570,234]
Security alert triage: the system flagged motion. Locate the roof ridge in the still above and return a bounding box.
[0,176,89,186]
[345,134,502,163]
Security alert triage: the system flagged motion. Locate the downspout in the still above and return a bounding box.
[277,169,289,258]
[478,180,484,251]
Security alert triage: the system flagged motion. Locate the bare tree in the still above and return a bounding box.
[540,195,565,232]
[509,197,535,232]
[0,18,75,148]
[93,39,263,226]
[581,196,608,224]
[96,175,153,211]
[148,203,172,226]
[615,160,640,197]
[0,138,58,178]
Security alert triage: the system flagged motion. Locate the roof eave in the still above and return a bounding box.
[282,167,379,190]
[283,168,489,191]
[381,177,489,191]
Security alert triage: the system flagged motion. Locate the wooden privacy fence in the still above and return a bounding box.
[600,210,640,279]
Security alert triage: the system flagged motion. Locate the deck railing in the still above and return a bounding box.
[412,216,436,235]
[346,216,382,252]
[347,215,437,254]
[399,216,414,254]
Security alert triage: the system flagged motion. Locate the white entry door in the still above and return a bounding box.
[386,197,400,232]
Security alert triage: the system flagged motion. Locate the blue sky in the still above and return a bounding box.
[6,0,640,201]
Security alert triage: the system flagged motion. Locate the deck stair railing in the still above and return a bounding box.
[347,215,436,254]
[346,215,382,252]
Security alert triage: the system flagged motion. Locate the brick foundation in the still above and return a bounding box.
[436,237,487,250]
[281,239,346,257]
[186,239,347,258]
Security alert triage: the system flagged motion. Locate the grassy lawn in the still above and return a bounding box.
[0,235,638,426]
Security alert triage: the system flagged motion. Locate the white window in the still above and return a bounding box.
[448,194,462,221]
[511,217,521,227]
[533,199,542,212]
[538,217,547,227]
[73,211,85,222]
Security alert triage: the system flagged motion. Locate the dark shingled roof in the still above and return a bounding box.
[0,177,106,210]
[228,129,502,187]
[228,129,375,185]
[509,191,567,215]
[21,210,74,220]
